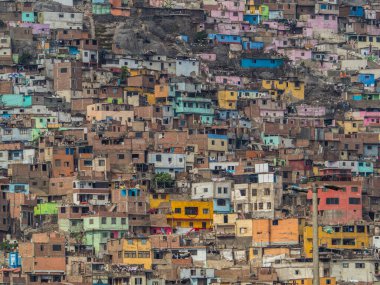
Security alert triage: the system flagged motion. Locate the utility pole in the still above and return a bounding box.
[312,183,319,285]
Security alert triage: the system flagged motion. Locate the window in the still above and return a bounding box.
[52,244,62,251]
[258,203,263,210]
[138,251,150,258]
[218,187,222,194]
[124,251,136,258]
[101,217,107,224]
[60,68,68,73]
[112,218,116,224]
[203,209,209,214]
[156,154,162,162]
[355,263,365,268]
[252,189,257,196]
[326,198,339,205]
[89,219,94,225]
[185,207,198,215]
[349,198,361,205]
[121,218,126,225]
[343,263,349,268]
[135,278,143,285]
[267,202,271,209]
[175,208,181,214]
[239,189,246,196]
[331,239,342,245]
[98,160,105,166]
[217,199,226,206]
[351,187,358,192]
[343,239,355,245]
[117,154,125,160]
[264,188,270,195]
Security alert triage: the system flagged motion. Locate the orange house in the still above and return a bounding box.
[252,218,304,246]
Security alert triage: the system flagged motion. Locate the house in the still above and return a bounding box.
[166,200,214,229]
[241,58,285,69]
[304,225,370,258]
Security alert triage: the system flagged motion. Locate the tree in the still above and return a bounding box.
[153,173,174,188]
[18,52,32,66]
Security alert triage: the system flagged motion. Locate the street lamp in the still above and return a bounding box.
[287,183,345,285]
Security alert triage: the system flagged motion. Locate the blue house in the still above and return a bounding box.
[243,41,264,50]
[243,14,262,25]
[208,34,242,44]
[357,161,373,176]
[349,6,364,17]
[358,73,375,87]
[218,110,239,120]
[213,198,231,213]
[241,58,284,69]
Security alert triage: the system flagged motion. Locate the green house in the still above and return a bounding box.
[34,203,58,216]
[92,4,111,14]
[82,215,128,254]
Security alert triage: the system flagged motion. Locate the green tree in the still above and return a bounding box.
[153,173,174,188]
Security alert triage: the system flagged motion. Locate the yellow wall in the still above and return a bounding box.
[213,213,238,225]
[149,193,170,209]
[122,238,152,269]
[303,225,370,258]
[262,80,305,101]
[337,120,363,134]
[217,90,238,110]
[167,200,213,229]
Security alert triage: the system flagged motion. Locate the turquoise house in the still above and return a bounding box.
[174,96,214,124]
[262,134,281,147]
[0,94,32,108]
[22,12,36,23]
[357,161,374,176]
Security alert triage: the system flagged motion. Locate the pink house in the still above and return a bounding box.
[197,53,217,62]
[219,0,245,12]
[210,10,244,22]
[296,105,326,117]
[306,15,338,33]
[278,48,312,62]
[215,76,244,86]
[217,22,241,35]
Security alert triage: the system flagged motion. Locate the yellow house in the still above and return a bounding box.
[304,225,370,258]
[149,193,170,209]
[262,79,305,101]
[217,90,238,110]
[290,277,336,285]
[122,237,152,269]
[167,200,213,229]
[336,120,364,134]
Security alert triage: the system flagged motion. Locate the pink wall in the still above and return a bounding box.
[219,0,245,11]
[278,48,312,61]
[215,76,244,86]
[210,10,243,21]
[296,105,326,117]
[197,53,217,61]
[217,23,241,35]
[306,15,338,32]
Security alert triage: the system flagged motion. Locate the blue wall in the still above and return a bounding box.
[243,14,261,25]
[358,74,375,87]
[241,58,284,68]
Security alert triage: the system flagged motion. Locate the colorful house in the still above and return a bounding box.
[262,79,305,101]
[304,225,370,258]
[167,200,214,229]
[241,58,285,69]
[217,90,238,110]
